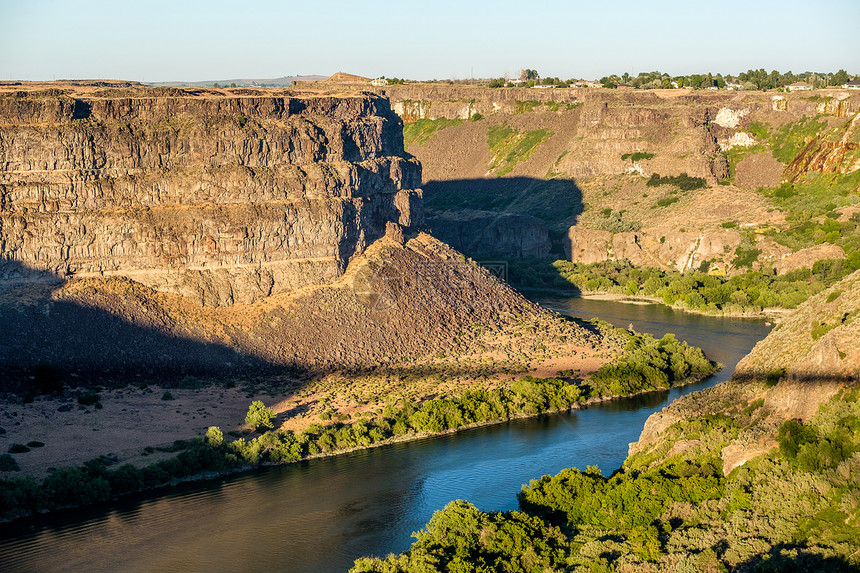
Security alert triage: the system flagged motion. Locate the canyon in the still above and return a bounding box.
[0,83,611,391]
[352,85,860,276]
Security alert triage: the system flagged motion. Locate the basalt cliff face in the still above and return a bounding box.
[0,88,422,306]
[0,85,602,385]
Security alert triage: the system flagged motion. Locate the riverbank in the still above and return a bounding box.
[0,366,718,525]
[520,286,791,320]
[0,327,718,522]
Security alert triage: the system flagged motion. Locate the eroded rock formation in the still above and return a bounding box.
[0,89,422,306]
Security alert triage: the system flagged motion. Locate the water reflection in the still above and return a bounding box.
[0,298,770,573]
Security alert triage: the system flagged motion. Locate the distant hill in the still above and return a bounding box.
[151,75,327,88]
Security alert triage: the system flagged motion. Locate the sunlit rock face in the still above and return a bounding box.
[0,89,423,306]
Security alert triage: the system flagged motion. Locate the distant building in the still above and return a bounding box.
[671,81,680,89]
[843,79,860,90]
[573,80,602,88]
[615,84,632,90]
[787,81,813,92]
[726,82,743,90]
[532,84,555,89]
[371,78,388,87]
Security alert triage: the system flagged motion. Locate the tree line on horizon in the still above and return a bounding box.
[374,68,855,90]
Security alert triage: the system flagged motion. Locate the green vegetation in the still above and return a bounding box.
[621,152,655,162]
[514,100,541,114]
[0,330,716,520]
[77,392,101,407]
[646,173,707,191]
[655,196,679,207]
[245,400,276,431]
[595,69,851,91]
[487,125,554,176]
[770,116,828,164]
[402,118,464,147]
[0,454,19,472]
[353,385,860,572]
[756,174,860,253]
[351,500,568,572]
[588,331,716,397]
[504,258,860,314]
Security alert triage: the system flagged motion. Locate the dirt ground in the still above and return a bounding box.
[0,338,605,481]
[0,385,295,479]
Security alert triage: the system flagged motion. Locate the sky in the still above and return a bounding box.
[1,0,859,83]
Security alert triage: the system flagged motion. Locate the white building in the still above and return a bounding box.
[371,78,388,87]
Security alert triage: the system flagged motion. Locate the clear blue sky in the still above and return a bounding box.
[1,0,858,82]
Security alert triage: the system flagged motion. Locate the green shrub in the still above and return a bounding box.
[26,441,44,448]
[646,173,707,191]
[161,391,174,401]
[0,454,20,471]
[245,400,276,432]
[77,392,101,406]
[205,426,224,447]
[826,290,843,303]
[622,152,655,162]
[8,444,30,454]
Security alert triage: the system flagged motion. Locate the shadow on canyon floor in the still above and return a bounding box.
[0,261,286,394]
[423,176,583,258]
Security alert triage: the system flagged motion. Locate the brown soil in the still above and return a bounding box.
[734,152,785,190]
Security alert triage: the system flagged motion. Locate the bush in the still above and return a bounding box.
[646,173,706,191]
[245,400,276,432]
[161,391,174,401]
[0,454,20,471]
[8,444,30,454]
[205,426,224,447]
[78,392,101,406]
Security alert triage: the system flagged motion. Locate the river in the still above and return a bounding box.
[0,297,770,572]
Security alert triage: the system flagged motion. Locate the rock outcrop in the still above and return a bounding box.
[0,88,422,306]
[630,271,860,472]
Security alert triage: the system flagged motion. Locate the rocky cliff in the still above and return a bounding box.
[353,85,860,272]
[0,84,608,386]
[0,87,422,306]
[630,270,860,473]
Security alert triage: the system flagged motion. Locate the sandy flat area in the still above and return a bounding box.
[0,385,293,479]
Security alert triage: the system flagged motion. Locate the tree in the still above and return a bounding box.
[205,426,224,447]
[245,400,276,432]
[833,69,850,85]
[520,68,539,81]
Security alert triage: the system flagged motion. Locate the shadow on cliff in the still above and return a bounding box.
[422,177,583,258]
[0,261,288,394]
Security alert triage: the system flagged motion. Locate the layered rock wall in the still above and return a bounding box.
[0,90,422,305]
